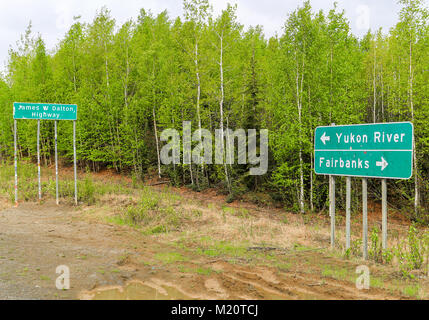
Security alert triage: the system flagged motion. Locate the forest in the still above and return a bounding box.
[0,0,428,220]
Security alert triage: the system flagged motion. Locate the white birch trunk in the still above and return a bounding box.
[296,50,305,214]
[410,40,419,215]
[152,64,162,179]
[219,33,231,193]
[373,43,377,123]
[153,106,161,179]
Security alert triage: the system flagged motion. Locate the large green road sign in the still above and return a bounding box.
[13,102,77,121]
[314,122,413,179]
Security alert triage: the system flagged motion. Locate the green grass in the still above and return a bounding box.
[105,187,187,234]
[177,265,215,276]
[321,265,351,281]
[177,265,190,273]
[177,236,288,266]
[196,239,248,258]
[222,206,236,215]
[293,243,313,252]
[281,215,289,225]
[106,215,130,226]
[142,225,168,235]
[155,252,189,264]
[207,203,215,210]
[0,161,137,205]
[196,267,213,276]
[275,262,292,271]
[190,209,203,218]
[402,284,420,298]
[370,276,385,289]
[221,206,250,219]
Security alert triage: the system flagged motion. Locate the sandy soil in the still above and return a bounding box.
[0,199,415,300]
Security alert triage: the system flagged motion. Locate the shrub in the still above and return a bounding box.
[369,226,383,263]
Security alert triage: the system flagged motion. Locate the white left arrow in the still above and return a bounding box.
[321,132,330,145]
[376,157,389,171]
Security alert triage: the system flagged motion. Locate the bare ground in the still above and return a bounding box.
[0,192,425,300]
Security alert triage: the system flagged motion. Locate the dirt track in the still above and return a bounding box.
[0,200,412,300]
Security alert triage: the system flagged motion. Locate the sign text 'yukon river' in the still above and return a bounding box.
[314,122,414,179]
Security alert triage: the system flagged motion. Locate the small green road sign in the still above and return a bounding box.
[13,102,77,121]
[314,122,413,179]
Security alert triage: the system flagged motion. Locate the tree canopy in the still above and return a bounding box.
[1,0,428,220]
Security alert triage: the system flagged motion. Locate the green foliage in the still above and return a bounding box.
[394,224,428,277]
[154,252,188,264]
[344,223,428,277]
[382,249,394,265]
[0,0,427,217]
[350,239,363,257]
[369,226,383,263]
[195,237,248,258]
[79,177,97,205]
[107,188,194,234]
[402,285,420,298]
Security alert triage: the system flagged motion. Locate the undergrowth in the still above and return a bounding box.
[345,224,429,279]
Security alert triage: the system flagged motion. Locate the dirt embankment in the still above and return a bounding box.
[0,197,422,300]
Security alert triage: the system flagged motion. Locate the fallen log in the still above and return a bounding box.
[147,181,170,186]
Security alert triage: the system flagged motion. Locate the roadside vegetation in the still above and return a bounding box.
[0,0,427,301]
[0,0,428,221]
[0,162,427,299]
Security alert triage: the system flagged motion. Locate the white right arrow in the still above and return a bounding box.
[376,157,389,171]
[320,132,330,145]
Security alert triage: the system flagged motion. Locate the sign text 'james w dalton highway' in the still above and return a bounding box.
[13,102,77,121]
[314,122,414,179]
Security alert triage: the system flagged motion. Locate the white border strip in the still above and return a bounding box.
[315,121,413,129]
[316,149,413,152]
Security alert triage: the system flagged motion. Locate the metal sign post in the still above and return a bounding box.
[329,123,335,249]
[382,179,387,250]
[346,176,351,250]
[330,175,335,249]
[73,120,78,205]
[55,120,59,205]
[362,178,368,260]
[315,122,414,259]
[14,119,18,207]
[13,102,78,206]
[37,120,42,201]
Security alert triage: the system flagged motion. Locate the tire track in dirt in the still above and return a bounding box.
[204,261,406,300]
[0,201,414,300]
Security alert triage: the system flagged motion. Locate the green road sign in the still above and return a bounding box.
[314,122,413,179]
[13,102,77,121]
